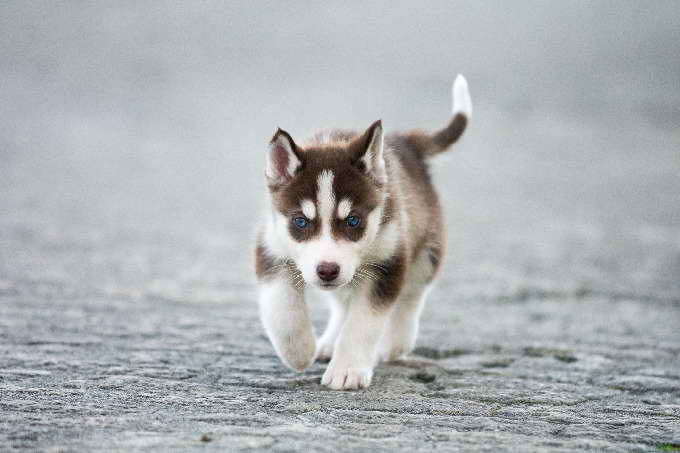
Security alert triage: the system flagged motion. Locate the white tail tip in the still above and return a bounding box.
[452,74,472,118]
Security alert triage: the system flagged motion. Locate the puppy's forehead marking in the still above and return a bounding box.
[337,198,352,219]
[317,170,336,230]
[300,199,316,219]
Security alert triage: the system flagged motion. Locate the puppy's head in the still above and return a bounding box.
[264,120,387,290]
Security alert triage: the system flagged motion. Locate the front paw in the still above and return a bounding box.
[321,361,373,390]
[277,332,316,372]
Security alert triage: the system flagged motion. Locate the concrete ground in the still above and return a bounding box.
[2,106,679,451]
[1,2,679,452]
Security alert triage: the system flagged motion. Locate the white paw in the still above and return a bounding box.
[278,332,316,372]
[315,337,335,362]
[321,362,373,390]
[382,344,412,362]
[379,335,416,362]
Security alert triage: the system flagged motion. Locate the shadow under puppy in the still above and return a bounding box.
[255,75,472,390]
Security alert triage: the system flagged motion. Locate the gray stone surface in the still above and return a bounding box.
[2,176,679,452]
[2,2,680,452]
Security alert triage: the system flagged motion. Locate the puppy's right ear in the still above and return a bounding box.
[266,129,302,188]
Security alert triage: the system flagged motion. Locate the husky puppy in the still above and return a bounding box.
[255,75,472,390]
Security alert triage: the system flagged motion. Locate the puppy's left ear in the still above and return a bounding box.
[351,120,386,184]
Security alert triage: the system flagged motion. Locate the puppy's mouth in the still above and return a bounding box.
[315,279,352,290]
[318,282,340,290]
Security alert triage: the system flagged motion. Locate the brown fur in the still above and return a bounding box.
[362,248,408,308]
[431,113,468,156]
[255,242,282,280]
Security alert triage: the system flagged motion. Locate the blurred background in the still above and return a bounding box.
[1,1,679,311]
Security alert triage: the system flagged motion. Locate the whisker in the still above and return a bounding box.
[356,270,378,283]
[362,262,388,273]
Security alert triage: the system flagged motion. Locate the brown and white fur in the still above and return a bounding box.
[255,75,472,390]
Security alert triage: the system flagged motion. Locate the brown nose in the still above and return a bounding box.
[316,262,340,282]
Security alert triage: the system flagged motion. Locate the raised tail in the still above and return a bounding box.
[427,74,472,157]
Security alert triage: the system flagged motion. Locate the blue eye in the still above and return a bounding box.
[293,217,308,229]
[347,215,361,228]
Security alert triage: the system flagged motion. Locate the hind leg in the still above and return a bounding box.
[379,246,438,361]
[379,284,431,361]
